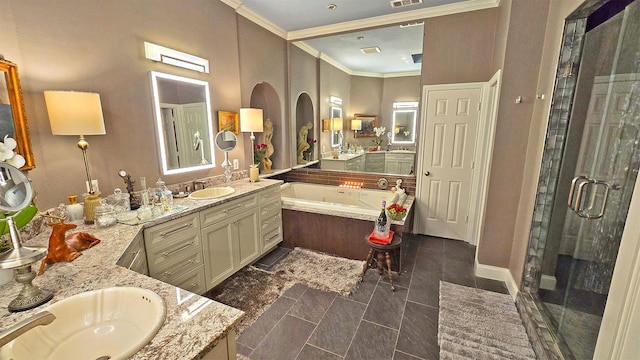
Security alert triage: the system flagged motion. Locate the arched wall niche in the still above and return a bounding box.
[295,92,315,160]
[249,82,285,170]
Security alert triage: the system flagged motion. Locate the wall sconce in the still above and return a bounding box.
[330,96,342,105]
[45,90,106,223]
[240,108,264,165]
[351,119,362,131]
[331,117,343,131]
[144,41,210,73]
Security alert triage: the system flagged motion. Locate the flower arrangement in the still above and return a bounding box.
[386,202,407,221]
[372,126,386,147]
[253,143,267,165]
[303,138,317,160]
[0,136,25,168]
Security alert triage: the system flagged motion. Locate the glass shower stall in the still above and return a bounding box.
[522,0,640,358]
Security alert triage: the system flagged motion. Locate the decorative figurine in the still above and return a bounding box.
[297,121,313,164]
[262,119,274,173]
[38,214,101,275]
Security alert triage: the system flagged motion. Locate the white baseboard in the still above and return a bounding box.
[540,275,557,290]
[474,258,519,301]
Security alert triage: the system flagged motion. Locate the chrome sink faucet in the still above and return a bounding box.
[192,179,207,192]
[0,311,56,348]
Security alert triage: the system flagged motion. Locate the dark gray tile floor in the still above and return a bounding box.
[237,234,508,360]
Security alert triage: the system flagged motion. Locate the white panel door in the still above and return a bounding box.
[416,88,481,240]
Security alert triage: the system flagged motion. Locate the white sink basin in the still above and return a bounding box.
[3,287,166,360]
[189,187,235,199]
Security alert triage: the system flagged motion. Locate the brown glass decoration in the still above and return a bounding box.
[38,221,101,275]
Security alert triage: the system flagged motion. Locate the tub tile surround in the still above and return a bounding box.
[0,177,282,359]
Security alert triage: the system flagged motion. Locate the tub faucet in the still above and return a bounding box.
[0,311,56,348]
[192,179,207,192]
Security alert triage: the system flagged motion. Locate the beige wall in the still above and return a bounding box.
[290,45,319,154]
[319,60,351,154]
[1,0,289,210]
[421,8,498,85]
[479,0,550,269]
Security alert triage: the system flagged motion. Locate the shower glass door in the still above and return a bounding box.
[532,1,640,359]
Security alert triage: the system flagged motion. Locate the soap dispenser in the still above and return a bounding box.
[65,195,84,223]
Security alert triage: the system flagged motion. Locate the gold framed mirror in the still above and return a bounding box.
[0,59,35,170]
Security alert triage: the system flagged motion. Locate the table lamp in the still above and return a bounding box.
[45,91,106,223]
[240,108,264,165]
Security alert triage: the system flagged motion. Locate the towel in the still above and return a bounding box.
[368,230,394,245]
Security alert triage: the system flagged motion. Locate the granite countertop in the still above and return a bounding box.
[321,152,365,161]
[0,178,282,359]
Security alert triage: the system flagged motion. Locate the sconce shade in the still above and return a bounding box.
[45,91,106,135]
[331,118,343,131]
[240,108,264,133]
[351,119,362,131]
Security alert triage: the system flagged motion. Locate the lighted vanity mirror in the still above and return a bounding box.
[330,106,342,148]
[150,71,215,175]
[391,109,417,144]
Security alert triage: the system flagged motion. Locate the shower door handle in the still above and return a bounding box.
[568,175,588,211]
[568,175,611,219]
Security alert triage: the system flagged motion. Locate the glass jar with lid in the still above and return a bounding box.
[94,199,117,228]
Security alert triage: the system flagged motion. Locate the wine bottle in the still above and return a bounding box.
[375,200,389,238]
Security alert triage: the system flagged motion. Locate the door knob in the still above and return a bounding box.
[424,171,430,176]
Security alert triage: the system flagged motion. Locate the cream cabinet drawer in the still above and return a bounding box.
[117,232,147,275]
[144,213,200,252]
[262,222,283,251]
[261,211,281,231]
[147,242,203,283]
[258,185,281,204]
[260,198,281,219]
[200,194,257,228]
[171,265,206,294]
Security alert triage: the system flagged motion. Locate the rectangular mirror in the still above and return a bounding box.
[391,109,417,144]
[150,71,215,175]
[0,59,35,170]
[330,106,342,148]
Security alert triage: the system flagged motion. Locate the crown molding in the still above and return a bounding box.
[287,0,500,40]
[220,0,288,38]
[223,0,499,41]
[319,53,353,75]
[292,41,320,58]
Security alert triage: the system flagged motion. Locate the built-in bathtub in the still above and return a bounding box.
[280,182,414,261]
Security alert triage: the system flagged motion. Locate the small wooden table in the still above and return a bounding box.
[360,234,402,291]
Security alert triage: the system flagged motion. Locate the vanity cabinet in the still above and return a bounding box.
[385,153,413,175]
[258,185,282,253]
[116,232,148,276]
[365,152,386,173]
[142,184,282,293]
[144,213,205,290]
[201,200,259,289]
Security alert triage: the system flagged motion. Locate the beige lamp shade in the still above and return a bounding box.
[45,91,106,135]
[331,118,343,131]
[351,119,362,131]
[240,108,264,133]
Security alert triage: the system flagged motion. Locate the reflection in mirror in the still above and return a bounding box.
[0,59,35,170]
[292,22,422,176]
[330,107,342,148]
[150,71,214,175]
[392,110,417,144]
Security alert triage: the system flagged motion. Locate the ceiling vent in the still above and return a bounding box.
[360,46,381,54]
[412,53,423,64]
[390,0,422,9]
